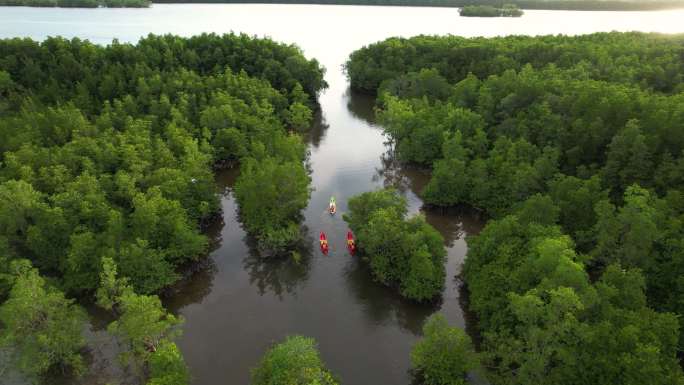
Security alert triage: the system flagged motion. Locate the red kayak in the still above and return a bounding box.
[347,231,356,255]
[320,232,329,254]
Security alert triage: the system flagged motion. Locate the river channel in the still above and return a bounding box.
[2,4,684,384]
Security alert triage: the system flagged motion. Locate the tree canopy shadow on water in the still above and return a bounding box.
[345,87,379,125]
[27,321,138,385]
[373,149,486,247]
[423,205,487,248]
[241,227,315,300]
[160,208,224,314]
[456,275,485,350]
[373,148,429,196]
[302,108,330,149]
[342,257,438,335]
[161,257,219,315]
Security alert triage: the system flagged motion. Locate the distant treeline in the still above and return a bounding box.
[151,0,684,11]
[0,0,150,7]
[460,3,523,15]
[3,0,684,10]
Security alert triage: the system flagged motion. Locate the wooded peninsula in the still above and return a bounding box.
[0,33,326,384]
[346,31,684,385]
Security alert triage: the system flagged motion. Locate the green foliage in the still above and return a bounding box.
[463,203,684,384]
[602,119,653,195]
[96,256,133,311]
[251,335,338,385]
[287,101,314,130]
[0,253,12,299]
[0,34,325,110]
[146,341,190,385]
[344,189,446,301]
[0,260,86,379]
[411,314,478,385]
[343,186,408,230]
[548,174,607,250]
[592,185,661,268]
[96,257,187,384]
[0,34,325,294]
[346,32,684,94]
[0,31,324,385]
[379,68,453,102]
[347,35,684,373]
[108,291,183,369]
[500,3,524,15]
[234,155,311,253]
[460,5,502,16]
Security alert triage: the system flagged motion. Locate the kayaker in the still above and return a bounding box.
[329,196,336,214]
[320,232,329,254]
[347,230,355,253]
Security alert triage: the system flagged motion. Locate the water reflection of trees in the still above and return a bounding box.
[162,213,224,314]
[345,87,378,125]
[343,258,437,335]
[373,149,429,195]
[303,109,330,149]
[39,323,135,385]
[162,257,219,314]
[242,228,314,299]
[160,170,235,313]
[458,281,484,349]
[374,149,486,246]
[424,206,486,247]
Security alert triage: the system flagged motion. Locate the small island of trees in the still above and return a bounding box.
[459,3,523,16]
[344,188,447,301]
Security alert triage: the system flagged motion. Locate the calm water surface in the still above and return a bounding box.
[2,5,684,385]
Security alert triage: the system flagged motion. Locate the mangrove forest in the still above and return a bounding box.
[0,32,325,384]
[2,7,684,385]
[346,31,684,385]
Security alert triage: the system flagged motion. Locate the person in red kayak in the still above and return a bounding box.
[346,230,355,254]
[320,232,329,254]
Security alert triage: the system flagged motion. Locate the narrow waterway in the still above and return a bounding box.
[161,96,486,385]
[2,4,684,384]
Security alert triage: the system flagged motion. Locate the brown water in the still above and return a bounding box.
[3,4,684,385]
[160,132,486,385]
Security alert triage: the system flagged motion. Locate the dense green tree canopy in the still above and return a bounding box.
[344,189,446,301]
[347,31,684,383]
[0,33,325,294]
[346,32,684,94]
[251,335,339,385]
[0,33,325,383]
[0,260,87,379]
[411,314,478,385]
[234,155,312,254]
[95,257,189,384]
